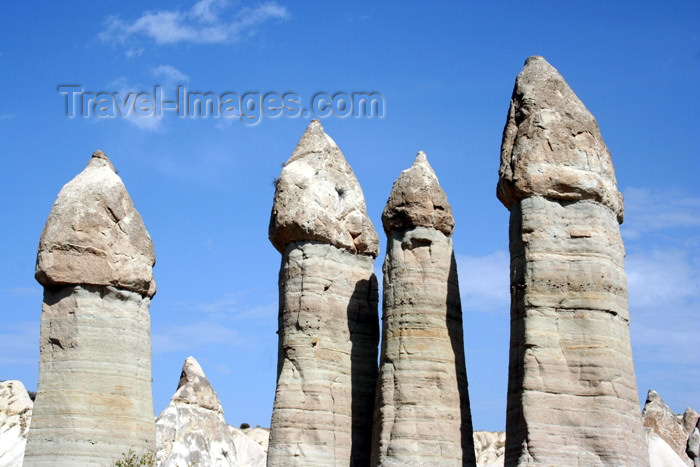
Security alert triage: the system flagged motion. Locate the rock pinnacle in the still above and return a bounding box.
[269,120,379,256]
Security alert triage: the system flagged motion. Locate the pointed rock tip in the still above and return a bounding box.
[88,150,117,172]
[497,56,624,222]
[172,356,224,413]
[413,150,428,164]
[179,356,206,385]
[269,122,379,256]
[35,150,156,296]
[288,119,339,162]
[382,151,454,236]
[524,55,548,66]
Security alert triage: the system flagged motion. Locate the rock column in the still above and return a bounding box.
[267,120,379,466]
[24,151,156,466]
[497,57,648,466]
[372,152,476,466]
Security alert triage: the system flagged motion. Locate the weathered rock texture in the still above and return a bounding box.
[229,427,267,467]
[155,357,241,467]
[0,381,33,467]
[498,56,648,466]
[642,390,695,466]
[267,120,379,466]
[648,430,691,467]
[372,152,476,466]
[688,428,700,467]
[473,431,505,467]
[24,151,156,466]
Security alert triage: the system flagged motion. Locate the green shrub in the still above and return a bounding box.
[114,449,155,467]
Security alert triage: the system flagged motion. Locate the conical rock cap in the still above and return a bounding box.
[382,151,454,236]
[171,357,224,413]
[497,56,624,222]
[269,120,379,255]
[36,151,156,296]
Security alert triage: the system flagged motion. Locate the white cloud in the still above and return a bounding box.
[626,249,700,310]
[98,0,289,48]
[125,47,144,59]
[0,113,16,122]
[626,248,699,364]
[105,76,165,132]
[150,65,189,84]
[621,187,700,239]
[456,250,510,313]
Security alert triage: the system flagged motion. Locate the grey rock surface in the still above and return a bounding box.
[155,357,241,467]
[372,153,476,466]
[682,408,700,437]
[498,57,648,466]
[24,152,156,467]
[497,56,624,222]
[643,390,694,465]
[688,428,700,467]
[267,121,379,466]
[35,150,156,297]
[269,119,379,256]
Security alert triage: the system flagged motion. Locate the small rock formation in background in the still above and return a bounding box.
[497,56,648,465]
[267,120,380,466]
[24,151,157,466]
[643,390,697,466]
[0,381,33,467]
[155,357,243,467]
[473,431,505,467]
[372,152,476,466]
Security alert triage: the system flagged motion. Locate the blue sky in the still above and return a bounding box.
[0,1,698,432]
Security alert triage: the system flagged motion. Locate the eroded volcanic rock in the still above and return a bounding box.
[498,57,648,466]
[372,152,475,466]
[267,120,379,466]
[155,357,242,467]
[24,151,156,467]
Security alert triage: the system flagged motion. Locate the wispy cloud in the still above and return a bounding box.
[621,187,700,240]
[0,113,16,122]
[125,47,144,59]
[456,250,510,313]
[152,291,276,354]
[152,320,240,354]
[0,321,39,366]
[627,248,700,310]
[105,76,165,132]
[98,0,289,51]
[150,65,190,85]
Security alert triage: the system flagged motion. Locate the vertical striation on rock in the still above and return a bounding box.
[372,152,476,466]
[24,151,156,466]
[155,357,240,467]
[497,57,648,466]
[267,120,379,466]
